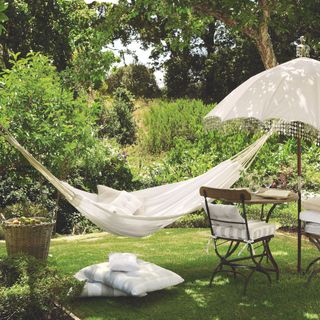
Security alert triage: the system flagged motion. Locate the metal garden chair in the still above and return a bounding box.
[200,187,279,294]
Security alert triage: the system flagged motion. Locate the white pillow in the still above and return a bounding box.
[97,185,121,203]
[110,191,143,216]
[202,202,245,229]
[79,281,130,298]
[76,259,184,296]
[109,253,139,272]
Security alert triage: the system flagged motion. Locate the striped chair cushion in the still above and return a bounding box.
[300,210,320,224]
[212,221,276,241]
[305,222,320,236]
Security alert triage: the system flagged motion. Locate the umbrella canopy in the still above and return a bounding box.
[205,57,320,138]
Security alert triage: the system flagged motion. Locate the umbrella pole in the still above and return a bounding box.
[297,137,302,273]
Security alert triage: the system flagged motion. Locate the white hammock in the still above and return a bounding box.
[1,129,271,237]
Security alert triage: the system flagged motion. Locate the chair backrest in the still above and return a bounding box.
[199,187,251,202]
[200,187,251,238]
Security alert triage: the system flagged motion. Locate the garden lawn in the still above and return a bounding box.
[1,228,320,320]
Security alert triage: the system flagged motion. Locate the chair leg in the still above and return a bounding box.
[243,270,255,295]
[209,263,223,287]
[243,240,272,293]
[306,268,320,286]
[305,257,320,275]
[303,233,320,285]
[209,237,277,293]
[264,239,280,280]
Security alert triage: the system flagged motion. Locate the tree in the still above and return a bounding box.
[106,64,160,98]
[0,0,116,76]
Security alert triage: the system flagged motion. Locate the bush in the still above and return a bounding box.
[55,139,139,234]
[168,212,209,228]
[101,88,137,145]
[0,255,83,320]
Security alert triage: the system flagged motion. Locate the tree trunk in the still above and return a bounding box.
[254,0,277,69]
[193,0,278,70]
[254,24,277,69]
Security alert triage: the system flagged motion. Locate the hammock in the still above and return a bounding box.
[1,129,271,237]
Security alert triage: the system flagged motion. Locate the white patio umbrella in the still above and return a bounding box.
[204,57,320,272]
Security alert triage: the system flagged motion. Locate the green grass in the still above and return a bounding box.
[1,229,320,320]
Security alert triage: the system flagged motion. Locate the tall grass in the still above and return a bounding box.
[141,99,214,154]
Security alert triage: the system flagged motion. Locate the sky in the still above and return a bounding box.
[83,0,165,87]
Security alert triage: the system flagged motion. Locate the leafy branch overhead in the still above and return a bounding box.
[104,0,319,70]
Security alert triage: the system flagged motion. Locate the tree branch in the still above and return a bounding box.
[192,3,258,40]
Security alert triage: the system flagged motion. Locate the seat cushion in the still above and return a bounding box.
[305,222,320,236]
[300,210,320,224]
[213,221,276,241]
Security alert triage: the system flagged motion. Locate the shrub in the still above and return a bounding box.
[0,255,83,320]
[101,88,137,145]
[55,139,139,234]
[168,212,209,228]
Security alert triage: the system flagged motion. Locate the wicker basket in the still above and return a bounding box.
[3,218,55,261]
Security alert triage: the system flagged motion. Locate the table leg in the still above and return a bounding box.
[265,204,277,223]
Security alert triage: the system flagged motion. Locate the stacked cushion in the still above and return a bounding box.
[75,255,184,298]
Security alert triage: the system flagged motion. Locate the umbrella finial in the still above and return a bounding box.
[292,36,310,58]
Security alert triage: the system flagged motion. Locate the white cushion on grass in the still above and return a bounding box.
[202,202,245,229]
[79,282,129,298]
[75,259,184,296]
[109,253,139,272]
